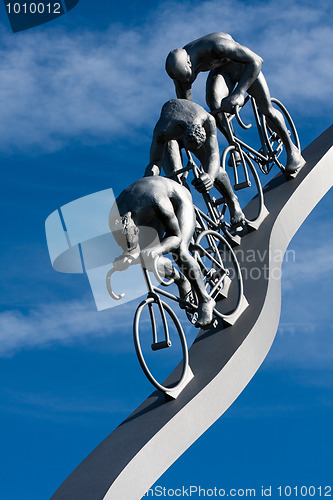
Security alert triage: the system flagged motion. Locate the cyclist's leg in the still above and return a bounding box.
[214,171,245,225]
[163,140,191,189]
[138,220,188,296]
[248,73,305,173]
[175,199,215,327]
[139,217,193,304]
[206,68,235,142]
[154,255,193,305]
[206,67,243,170]
[163,140,182,176]
[192,135,244,226]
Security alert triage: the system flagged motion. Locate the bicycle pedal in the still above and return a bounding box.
[151,340,172,351]
[234,180,251,191]
[211,196,225,207]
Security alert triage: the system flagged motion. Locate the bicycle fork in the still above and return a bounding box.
[141,266,172,351]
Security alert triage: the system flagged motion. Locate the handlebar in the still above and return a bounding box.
[106,268,125,300]
[106,253,175,301]
[185,150,202,179]
[152,255,174,286]
[210,100,252,130]
[234,105,252,130]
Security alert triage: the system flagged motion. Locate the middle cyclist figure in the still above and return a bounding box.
[145,98,245,226]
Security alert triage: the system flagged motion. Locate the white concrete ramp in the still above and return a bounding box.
[51,126,333,500]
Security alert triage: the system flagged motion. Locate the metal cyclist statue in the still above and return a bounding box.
[45,31,306,396]
[145,98,245,226]
[109,176,216,328]
[166,32,305,175]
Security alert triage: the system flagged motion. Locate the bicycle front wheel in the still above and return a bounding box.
[133,297,189,393]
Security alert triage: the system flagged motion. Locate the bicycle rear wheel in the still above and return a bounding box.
[133,296,189,393]
[192,230,244,321]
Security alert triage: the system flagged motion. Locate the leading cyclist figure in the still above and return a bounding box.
[166,32,305,175]
[109,176,216,328]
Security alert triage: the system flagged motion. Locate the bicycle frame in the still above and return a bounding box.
[215,95,299,181]
[167,152,238,243]
[222,98,273,185]
[107,256,198,351]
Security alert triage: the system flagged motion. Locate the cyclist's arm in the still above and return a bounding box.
[158,204,182,255]
[174,79,193,100]
[141,233,180,261]
[201,116,221,181]
[145,128,166,176]
[142,201,181,259]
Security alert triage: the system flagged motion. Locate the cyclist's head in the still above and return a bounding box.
[166,49,192,83]
[112,212,139,253]
[183,124,206,150]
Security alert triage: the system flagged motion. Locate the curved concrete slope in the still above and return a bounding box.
[51,126,333,500]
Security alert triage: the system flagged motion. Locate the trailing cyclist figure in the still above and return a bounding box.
[166,32,305,176]
[109,176,216,328]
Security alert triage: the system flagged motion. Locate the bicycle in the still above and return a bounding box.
[106,227,246,398]
[211,95,301,229]
[167,150,244,246]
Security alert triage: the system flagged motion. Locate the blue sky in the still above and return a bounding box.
[0,0,332,498]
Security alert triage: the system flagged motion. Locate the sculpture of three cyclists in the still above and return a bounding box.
[109,32,305,328]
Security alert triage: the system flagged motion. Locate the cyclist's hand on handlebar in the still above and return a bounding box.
[192,173,214,193]
[144,162,160,176]
[141,248,159,264]
[113,254,135,271]
[221,92,245,114]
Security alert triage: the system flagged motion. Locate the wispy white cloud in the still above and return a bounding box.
[281,238,333,291]
[271,321,333,367]
[0,299,134,357]
[0,0,331,153]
